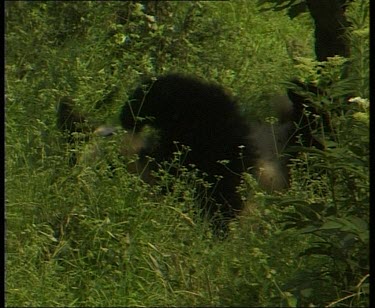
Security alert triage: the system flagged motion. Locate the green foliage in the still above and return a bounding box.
[346,0,370,98]
[5,0,368,307]
[264,48,369,308]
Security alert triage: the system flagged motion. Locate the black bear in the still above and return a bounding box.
[120,73,258,234]
[57,75,324,237]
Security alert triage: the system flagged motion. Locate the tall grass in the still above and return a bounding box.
[5,1,368,307]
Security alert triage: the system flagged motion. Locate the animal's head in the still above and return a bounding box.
[120,78,159,132]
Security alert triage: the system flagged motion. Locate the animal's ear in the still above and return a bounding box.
[57,97,92,134]
[120,96,154,133]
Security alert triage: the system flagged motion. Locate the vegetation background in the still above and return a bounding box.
[5,1,369,307]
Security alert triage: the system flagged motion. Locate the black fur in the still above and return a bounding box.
[120,74,258,234]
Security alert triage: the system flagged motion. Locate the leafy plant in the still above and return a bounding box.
[5,1,368,307]
[270,57,369,306]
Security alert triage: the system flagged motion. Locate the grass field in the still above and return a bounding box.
[5,1,369,307]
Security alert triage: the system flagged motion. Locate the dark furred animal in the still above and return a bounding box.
[56,75,324,236]
[120,74,258,234]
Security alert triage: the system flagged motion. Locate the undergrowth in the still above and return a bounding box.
[5,1,369,307]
